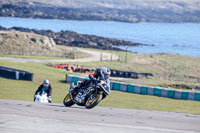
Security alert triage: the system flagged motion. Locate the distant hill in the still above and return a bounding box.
[0,0,200,23]
[0,30,77,57]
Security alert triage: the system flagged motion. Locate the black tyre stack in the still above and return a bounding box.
[0,66,33,81]
[97,68,153,79]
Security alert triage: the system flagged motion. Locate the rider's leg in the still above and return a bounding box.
[71,80,86,95]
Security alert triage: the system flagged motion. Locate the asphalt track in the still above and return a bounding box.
[0,99,200,133]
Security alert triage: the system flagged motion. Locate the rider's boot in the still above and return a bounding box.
[71,82,82,96]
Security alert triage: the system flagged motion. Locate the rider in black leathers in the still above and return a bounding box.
[34,80,52,103]
[72,67,111,95]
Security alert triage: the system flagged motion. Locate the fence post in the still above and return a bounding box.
[100,53,103,61]
[125,46,129,63]
[118,55,121,62]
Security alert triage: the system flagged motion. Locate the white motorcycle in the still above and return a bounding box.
[34,91,50,103]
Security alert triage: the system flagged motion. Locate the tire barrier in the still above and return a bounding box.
[55,64,153,79]
[96,69,153,79]
[0,66,33,81]
[66,75,200,101]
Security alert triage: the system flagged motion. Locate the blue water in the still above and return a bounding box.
[0,17,200,57]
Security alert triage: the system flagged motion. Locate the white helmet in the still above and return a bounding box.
[100,67,111,78]
[43,80,49,84]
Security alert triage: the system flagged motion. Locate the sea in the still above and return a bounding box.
[0,17,200,57]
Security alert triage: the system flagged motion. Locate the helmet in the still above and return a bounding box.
[100,67,111,78]
[43,80,49,84]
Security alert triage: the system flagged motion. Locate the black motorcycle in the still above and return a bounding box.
[63,79,110,109]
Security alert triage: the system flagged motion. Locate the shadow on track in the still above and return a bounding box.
[48,104,86,109]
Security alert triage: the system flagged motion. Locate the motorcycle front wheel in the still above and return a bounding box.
[63,93,75,107]
[85,93,102,109]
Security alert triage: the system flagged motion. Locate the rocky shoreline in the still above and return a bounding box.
[0,26,143,51]
[0,0,200,23]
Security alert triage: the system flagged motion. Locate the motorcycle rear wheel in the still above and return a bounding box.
[85,93,102,109]
[63,93,75,107]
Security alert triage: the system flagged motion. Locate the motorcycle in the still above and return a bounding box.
[63,79,110,109]
[34,91,50,103]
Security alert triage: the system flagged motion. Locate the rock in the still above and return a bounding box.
[0,26,144,51]
[88,41,97,46]
[0,30,56,55]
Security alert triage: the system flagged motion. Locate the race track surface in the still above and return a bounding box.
[0,99,199,133]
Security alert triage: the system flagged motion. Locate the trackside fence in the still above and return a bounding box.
[66,74,200,101]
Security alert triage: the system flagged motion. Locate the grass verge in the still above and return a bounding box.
[0,59,200,114]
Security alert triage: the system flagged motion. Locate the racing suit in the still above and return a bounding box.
[72,70,110,94]
[34,84,53,103]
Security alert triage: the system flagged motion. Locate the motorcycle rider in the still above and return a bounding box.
[71,67,111,95]
[34,80,52,103]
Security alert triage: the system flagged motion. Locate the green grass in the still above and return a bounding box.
[0,59,200,114]
[65,48,200,90]
[99,91,200,114]
[0,60,69,103]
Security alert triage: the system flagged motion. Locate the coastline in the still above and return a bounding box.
[0,26,144,51]
[1,0,200,23]
[0,16,200,57]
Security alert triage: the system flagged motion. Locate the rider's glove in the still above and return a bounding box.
[47,96,52,103]
[91,77,96,82]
